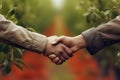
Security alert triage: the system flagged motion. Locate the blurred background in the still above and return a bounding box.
[0,0,120,80]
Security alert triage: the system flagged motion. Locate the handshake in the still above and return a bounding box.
[0,14,118,66]
[44,35,87,65]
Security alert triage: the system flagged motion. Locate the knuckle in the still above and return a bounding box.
[60,35,66,39]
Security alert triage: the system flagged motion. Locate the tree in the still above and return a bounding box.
[62,0,120,79]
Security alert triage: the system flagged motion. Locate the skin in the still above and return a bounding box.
[44,36,73,65]
[51,35,87,64]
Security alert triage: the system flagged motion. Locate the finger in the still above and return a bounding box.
[59,56,66,63]
[60,51,69,60]
[48,54,56,59]
[63,45,73,57]
[51,57,60,63]
[52,36,65,45]
[56,60,63,65]
[54,50,66,61]
[52,53,64,65]
[57,60,62,65]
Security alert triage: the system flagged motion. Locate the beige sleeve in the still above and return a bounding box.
[0,14,47,53]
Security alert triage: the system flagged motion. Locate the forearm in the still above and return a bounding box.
[82,16,120,55]
[0,14,47,53]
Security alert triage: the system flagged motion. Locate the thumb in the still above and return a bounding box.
[52,36,65,45]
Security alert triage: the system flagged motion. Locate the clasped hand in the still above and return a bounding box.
[43,35,86,65]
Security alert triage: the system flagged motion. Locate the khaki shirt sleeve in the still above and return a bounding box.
[0,14,47,53]
[82,16,120,55]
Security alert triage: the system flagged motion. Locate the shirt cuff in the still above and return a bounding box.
[82,28,104,55]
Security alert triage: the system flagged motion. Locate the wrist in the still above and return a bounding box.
[43,38,48,55]
[74,35,87,48]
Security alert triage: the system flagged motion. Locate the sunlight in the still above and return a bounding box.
[52,0,64,10]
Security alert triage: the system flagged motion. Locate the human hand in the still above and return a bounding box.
[52,35,87,53]
[44,36,73,65]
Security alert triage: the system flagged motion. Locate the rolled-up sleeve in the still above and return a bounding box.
[82,16,120,55]
[0,14,47,53]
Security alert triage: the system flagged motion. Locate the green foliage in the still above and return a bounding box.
[0,0,52,75]
[0,43,26,75]
[84,0,120,69]
[84,0,119,27]
[14,0,55,32]
[62,0,119,34]
[0,0,120,75]
[2,59,11,75]
[0,0,28,75]
[63,0,120,70]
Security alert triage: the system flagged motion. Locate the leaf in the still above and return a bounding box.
[10,48,14,61]
[86,13,91,23]
[0,3,2,10]
[13,58,27,67]
[13,48,23,58]
[10,16,18,24]
[15,48,23,56]
[95,9,104,17]
[27,27,36,32]
[2,45,10,54]
[13,62,23,71]
[117,52,120,57]
[2,59,11,75]
[6,7,16,18]
[0,53,6,63]
[91,12,97,22]
[116,0,120,4]
[104,10,110,16]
